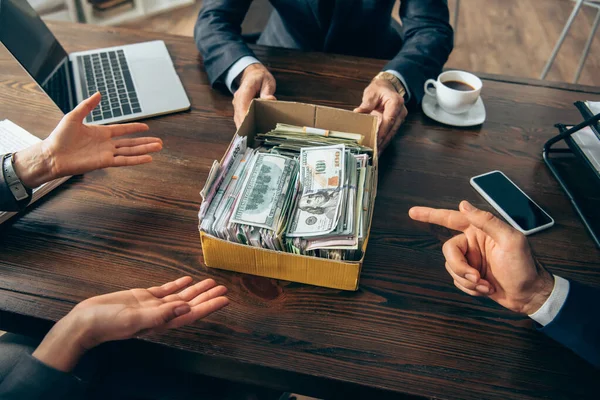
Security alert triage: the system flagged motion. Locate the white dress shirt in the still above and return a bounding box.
[224,57,412,101]
[528,275,570,326]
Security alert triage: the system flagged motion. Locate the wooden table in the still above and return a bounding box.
[1,22,599,400]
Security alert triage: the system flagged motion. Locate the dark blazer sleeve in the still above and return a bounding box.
[539,280,600,368]
[384,0,454,104]
[0,153,30,212]
[194,0,256,86]
[0,354,86,399]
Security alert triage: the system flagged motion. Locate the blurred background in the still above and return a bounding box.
[27,0,600,87]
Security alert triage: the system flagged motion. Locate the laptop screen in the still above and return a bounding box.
[0,0,73,114]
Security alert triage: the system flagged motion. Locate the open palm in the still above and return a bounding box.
[72,276,229,350]
[44,92,162,178]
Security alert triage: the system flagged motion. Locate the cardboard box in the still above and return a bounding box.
[200,100,378,290]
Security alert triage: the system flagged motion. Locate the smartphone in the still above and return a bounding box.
[470,171,554,235]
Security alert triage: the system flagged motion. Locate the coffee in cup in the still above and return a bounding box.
[424,71,482,114]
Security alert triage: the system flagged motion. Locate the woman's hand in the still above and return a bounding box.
[32,277,229,372]
[13,92,163,188]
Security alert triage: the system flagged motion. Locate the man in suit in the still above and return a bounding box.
[194,0,454,152]
[409,201,599,368]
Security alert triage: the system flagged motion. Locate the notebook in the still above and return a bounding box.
[0,120,70,224]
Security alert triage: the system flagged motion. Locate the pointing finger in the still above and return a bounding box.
[409,206,471,232]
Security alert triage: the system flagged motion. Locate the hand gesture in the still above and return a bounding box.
[354,78,408,155]
[42,92,162,178]
[33,277,228,372]
[233,64,276,128]
[409,201,554,315]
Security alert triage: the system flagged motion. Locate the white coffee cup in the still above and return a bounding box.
[424,71,482,114]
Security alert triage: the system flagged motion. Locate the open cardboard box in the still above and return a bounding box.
[200,99,378,290]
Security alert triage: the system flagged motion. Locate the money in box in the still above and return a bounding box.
[198,99,379,290]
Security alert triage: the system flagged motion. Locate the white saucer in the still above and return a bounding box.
[422,94,486,127]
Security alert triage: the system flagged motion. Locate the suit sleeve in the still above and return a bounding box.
[0,354,86,399]
[385,0,454,105]
[539,280,600,368]
[194,0,256,86]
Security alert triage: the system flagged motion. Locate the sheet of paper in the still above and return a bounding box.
[572,126,600,174]
[586,101,600,115]
[0,120,42,153]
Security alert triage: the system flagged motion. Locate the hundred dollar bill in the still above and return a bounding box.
[287,145,345,237]
[230,153,297,230]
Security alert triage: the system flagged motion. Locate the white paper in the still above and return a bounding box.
[0,120,42,153]
[572,126,600,174]
[586,101,600,115]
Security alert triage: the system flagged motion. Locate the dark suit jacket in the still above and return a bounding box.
[539,280,600,368]
[194,0,454,104]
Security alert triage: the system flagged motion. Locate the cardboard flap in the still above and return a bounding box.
[315,106,379,150]
[254,100,315,134]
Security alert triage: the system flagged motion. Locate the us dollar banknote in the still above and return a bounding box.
[287,145,345,237]
[230,153,297,230]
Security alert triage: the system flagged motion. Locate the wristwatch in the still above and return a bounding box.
[374,71,407,100]
[2,153,32,202]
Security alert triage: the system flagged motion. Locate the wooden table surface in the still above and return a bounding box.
[1,22,599,400]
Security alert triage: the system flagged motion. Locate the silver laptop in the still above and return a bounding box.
[0,0,190,124]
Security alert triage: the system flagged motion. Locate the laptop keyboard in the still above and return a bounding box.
[77,50,142,123]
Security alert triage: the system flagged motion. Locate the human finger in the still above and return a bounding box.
[114,142,163,157]
[113,137,163,148]
[354,89,378,113]
[453,280,484,297]
[107,123,150,138]
[378,103,405,152]
[112,155,153,167]
[408,206,471,232]
[442,235,482,282]
[445,262,494,294]
[132,300,192,333]
[233,86,257,128]
[68,92,102,121]
[259,76,276,98]
[188,285,228,307]
[460,201,518,244]
[147,276,193,298]
[162,278,218,303]
[163,296,230,330]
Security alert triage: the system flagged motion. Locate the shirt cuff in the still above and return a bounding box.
[528,275,570,326]
[385,70,411,102]
[224,56,261,93]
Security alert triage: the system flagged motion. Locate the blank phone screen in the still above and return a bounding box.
[472,172,552,231]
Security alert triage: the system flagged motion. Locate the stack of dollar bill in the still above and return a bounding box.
[199,123,375,261]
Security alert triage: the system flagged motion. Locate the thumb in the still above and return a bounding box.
[459,201,517,244]
[69,92,101,121]
[260,79,276,99]
[354,94,378,114]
